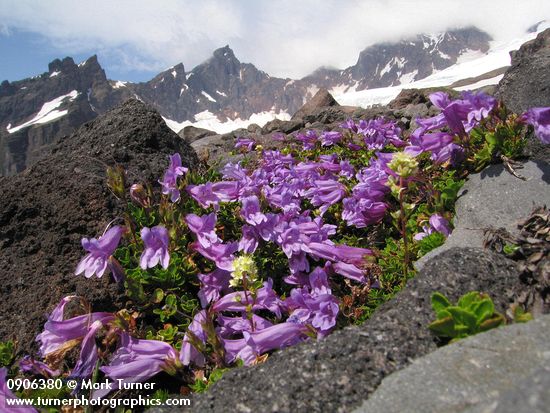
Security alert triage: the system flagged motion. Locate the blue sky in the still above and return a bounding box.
[1,0,550,83]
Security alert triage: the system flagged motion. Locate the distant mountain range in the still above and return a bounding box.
[0,25,523,175]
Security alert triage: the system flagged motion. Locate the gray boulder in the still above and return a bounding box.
[416,160,550,270]
[354,314,550,413]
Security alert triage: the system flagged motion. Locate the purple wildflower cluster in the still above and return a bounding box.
[405,91,497,165]
[12,91,548,403]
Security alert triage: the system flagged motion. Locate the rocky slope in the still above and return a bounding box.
[0,99,198,356]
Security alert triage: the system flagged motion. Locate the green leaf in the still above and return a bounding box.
[458,291,481,311]
[431,292,451,314]
[479,314,506,332]
[428,317,456,338]
[447,307,478,332]
[472,298,495,323]
[152,288,164,304]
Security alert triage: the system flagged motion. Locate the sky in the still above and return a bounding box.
[1,0,550,83]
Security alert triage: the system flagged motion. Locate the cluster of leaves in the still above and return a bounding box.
[428,292,506,342]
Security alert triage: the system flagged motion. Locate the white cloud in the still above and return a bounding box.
[0,0,549,78]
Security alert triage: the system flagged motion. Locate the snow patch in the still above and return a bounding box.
[201,91,217,102]
[304,85,320,103]
[216,90,227,97]
[171,70,177,78]
[7,90,79,133]
[453,74,504,91]
[380,57,406,77]
[180,85,189,96]
[399,70,418,85]
[163,110,291,135]
[112,81,127,89]
[49,71,61,77]
[186,72,193,80]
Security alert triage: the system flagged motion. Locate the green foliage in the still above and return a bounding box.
[511,304,533,323]
[417,232,446,257]
[428,291,506,342]
[190,367,230,393]
[0,340,14,367]
[431,170,465,211]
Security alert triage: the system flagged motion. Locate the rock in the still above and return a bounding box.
[497,28,550,113]
[353,315,550,413]
[0,99,198,355]
[147,248,519,413]
[388,89,430,109]
[415,160,550,271]
[247,123,261,133]
[260,118,303,135]
[497,28,550,163]
[177,125,216,143]
[477,365,550,413]
[291,88,339,120]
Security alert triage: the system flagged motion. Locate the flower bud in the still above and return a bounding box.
[130,184,150,208]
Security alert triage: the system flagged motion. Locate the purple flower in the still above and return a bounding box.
[238,225,260,254]
[520,107,550,144]
[185,213,220,248]
[213,279,284,318]
[461,91,496,127]
[187,183,219,208]
[18,356,59,377]
[180,311,208,367]
[140,226,170,270]
[240,196,267,226]
[295,130,319,150]
[340,118,358,133]
[69,320,104,380]
[320,131,342,146]
[414,214,452,240]
[235,137,257,152]
[306,242,372,266]
[1,368,37,412]
[286,267,339,337]
[305,179,347,216]
[99,333,180,397]
[221,322,307,365]
[159,153,188,202]
[216,314,273,338]
[192,240,238,271]
[75,225,125,281]
[331,261,366,283]
[36,296,114,371]
[197,269,231,308]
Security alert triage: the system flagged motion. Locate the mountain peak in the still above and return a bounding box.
[48,57,77,73]
[212,45,238,61]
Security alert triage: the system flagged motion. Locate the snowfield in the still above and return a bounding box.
[7,90,79,134]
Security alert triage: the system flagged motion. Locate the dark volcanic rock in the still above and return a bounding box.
[260,118,304,134]
[291,88,339,120]
[388,88,430,109]
[0,99,198,356]
[178,125,216,143]
[161,248,519,413]
[497,28,550,113]
[497,28,550,162]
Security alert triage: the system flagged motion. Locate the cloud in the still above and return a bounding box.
[1,0,549,78]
